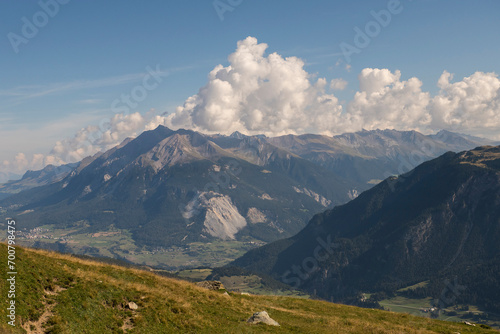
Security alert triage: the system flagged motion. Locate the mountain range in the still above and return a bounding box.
[0,126,496,267]
[0,163,78,200]
[267,129,498,191]
[0,126,352,247]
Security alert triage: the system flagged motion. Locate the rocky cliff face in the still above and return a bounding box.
[184,191,247,240]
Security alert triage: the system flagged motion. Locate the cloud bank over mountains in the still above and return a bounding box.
[164,37,500,138]
[3,36,500,175]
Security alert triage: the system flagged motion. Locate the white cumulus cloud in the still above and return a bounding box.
[164,36,345,136]
[347,68,431,131]
[330,78,348,91]
[430,71,500,138]
[2,112,151,175]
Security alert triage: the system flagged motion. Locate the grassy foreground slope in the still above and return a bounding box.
[0,244,497,334]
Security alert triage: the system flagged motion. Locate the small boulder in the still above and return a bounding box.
[127,302,138,310]
[247,311,280,326]
[196,280,225,291]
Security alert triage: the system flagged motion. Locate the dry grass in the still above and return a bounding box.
[459,146,500,168]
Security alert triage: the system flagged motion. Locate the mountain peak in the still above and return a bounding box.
[229,131,247,139]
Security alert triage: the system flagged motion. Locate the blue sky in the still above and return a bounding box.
[1,0,500,178]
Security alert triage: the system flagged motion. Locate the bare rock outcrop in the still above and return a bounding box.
[247,311,280,326]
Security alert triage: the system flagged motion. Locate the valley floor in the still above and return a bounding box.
[3,223,265,269]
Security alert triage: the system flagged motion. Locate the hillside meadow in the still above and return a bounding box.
[0,244,497,333]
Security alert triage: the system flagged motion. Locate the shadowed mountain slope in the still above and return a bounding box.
[233,146,500,314]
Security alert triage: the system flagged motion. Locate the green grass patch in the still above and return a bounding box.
[397,280,430,292]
